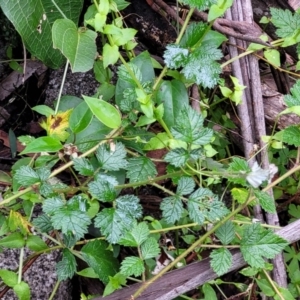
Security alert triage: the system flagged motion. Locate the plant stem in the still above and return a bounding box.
[54,60,69,115]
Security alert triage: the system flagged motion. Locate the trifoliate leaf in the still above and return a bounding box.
[43,197,65,215]
[115,195,143,219]
[227,157,250,185]
[240,223,288,268]
[188,188,229,224]
[40,110,72,142]
[284,80,300,107]
[160,196,184,224]
[126,157,157,183]
[94,208,134,244]
[215,221,235,245]
[120,256,144,277]
[253,190,276,213]
[180,0,217,10]
[119,222,150,247]
[14,166,40,186]
[210,248,232,276]
[96,142,128,171]
[56,249,77,281]
[171,106,213,145]
[271,8,300,38]
[177,177,195,195]
[180,22,208,48]
[88,179,117,202]
[73,157,94,176]
[82,240,119,284]
[141,237,160,260]
[32,214,53,232]
[282,126,300,146]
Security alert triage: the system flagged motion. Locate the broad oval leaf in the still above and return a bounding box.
[83,95,121,129]
[52,19,97,72]
[69,101,93,133]
[20,137,62,154]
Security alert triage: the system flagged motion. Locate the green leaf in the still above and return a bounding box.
[32,214,53,232]
[177,177,195,195]
[171,106,214,145]
[227,157,250,185]
[202,283,217,300]
[164,148,202,167]
[208,0,233,22]
[241,223,288,268]
[83,95,121,129]
[88,178,117,202]
[254,190,276,213]
[43,197,65,215]
[13,281,30,300]
[96,142,128,171]
[0,232,25,248]
[255,278,275,297]
[26,235,48,251]
[141,237,160,260]
[120,256,144,277]
[81,240,119,284]
[20,137,62,154]
[76,267,98,278]
[155,80,189,128]
[180,22,208,48]
[115,195,143,219]
[160,196,184,224]
[103,273,127,296]
[282,126,300,146]
[69,101,93,133]
[163,44,189,69]
[0,269,18,287]
[188,188,229,224]
[119,222,150,247]
[0,0,84,69]
[180,0,217,10]
[215,221,235,245]
[284,80,300,107]
[32,105,55,117]
[271,8,300,39]
[14,166,40,186]
[52,19,97,72]
[264,49,280,67]
[210,248,232,276]
[73,157,94,176]
[126,157,157,183]
[103,44,119,68]
[56,249,77,281]
[94,59,111,84]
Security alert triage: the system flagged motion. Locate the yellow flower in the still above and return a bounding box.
[40,109,72,142]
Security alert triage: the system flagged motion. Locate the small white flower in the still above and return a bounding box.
[246,162,269,188]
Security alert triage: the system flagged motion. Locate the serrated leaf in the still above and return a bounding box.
[115,195,143,219]
[241,223,288,268]
[271,8,300,39]
[177,177,195,195]
[52,19,97,72]
[163,44,189,69]
[94,208,134,244]
[126,157,157,183]
[171,106,214,145]
[56,249,77,281]
[119,222,150,247]
[254,190,276,213]
[73,157,94,176]
[141,237,160,260]
[227,157,250,185]
[103,273,127,297]
[32,214,54,232]
[180,22,208,48]
[215,221,235,245]
[282,126,300,146]
[188,188,229,224]
[160,196,184,224]
[14,166,40,186]
[51,208,91,241]
[96,142,128,171]
[284,80,300,107]
[164,148,191,167]
[231,187,249,204]
[43,197,65,215]
[180,0,217,10]
[82,240,119,284]
[20,136,62,154]
[120,256,144,277]
[26,235,48,251]
[210,248,232,276]
[88,179,117,202]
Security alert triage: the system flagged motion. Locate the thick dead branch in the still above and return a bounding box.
[93,219,300,300]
